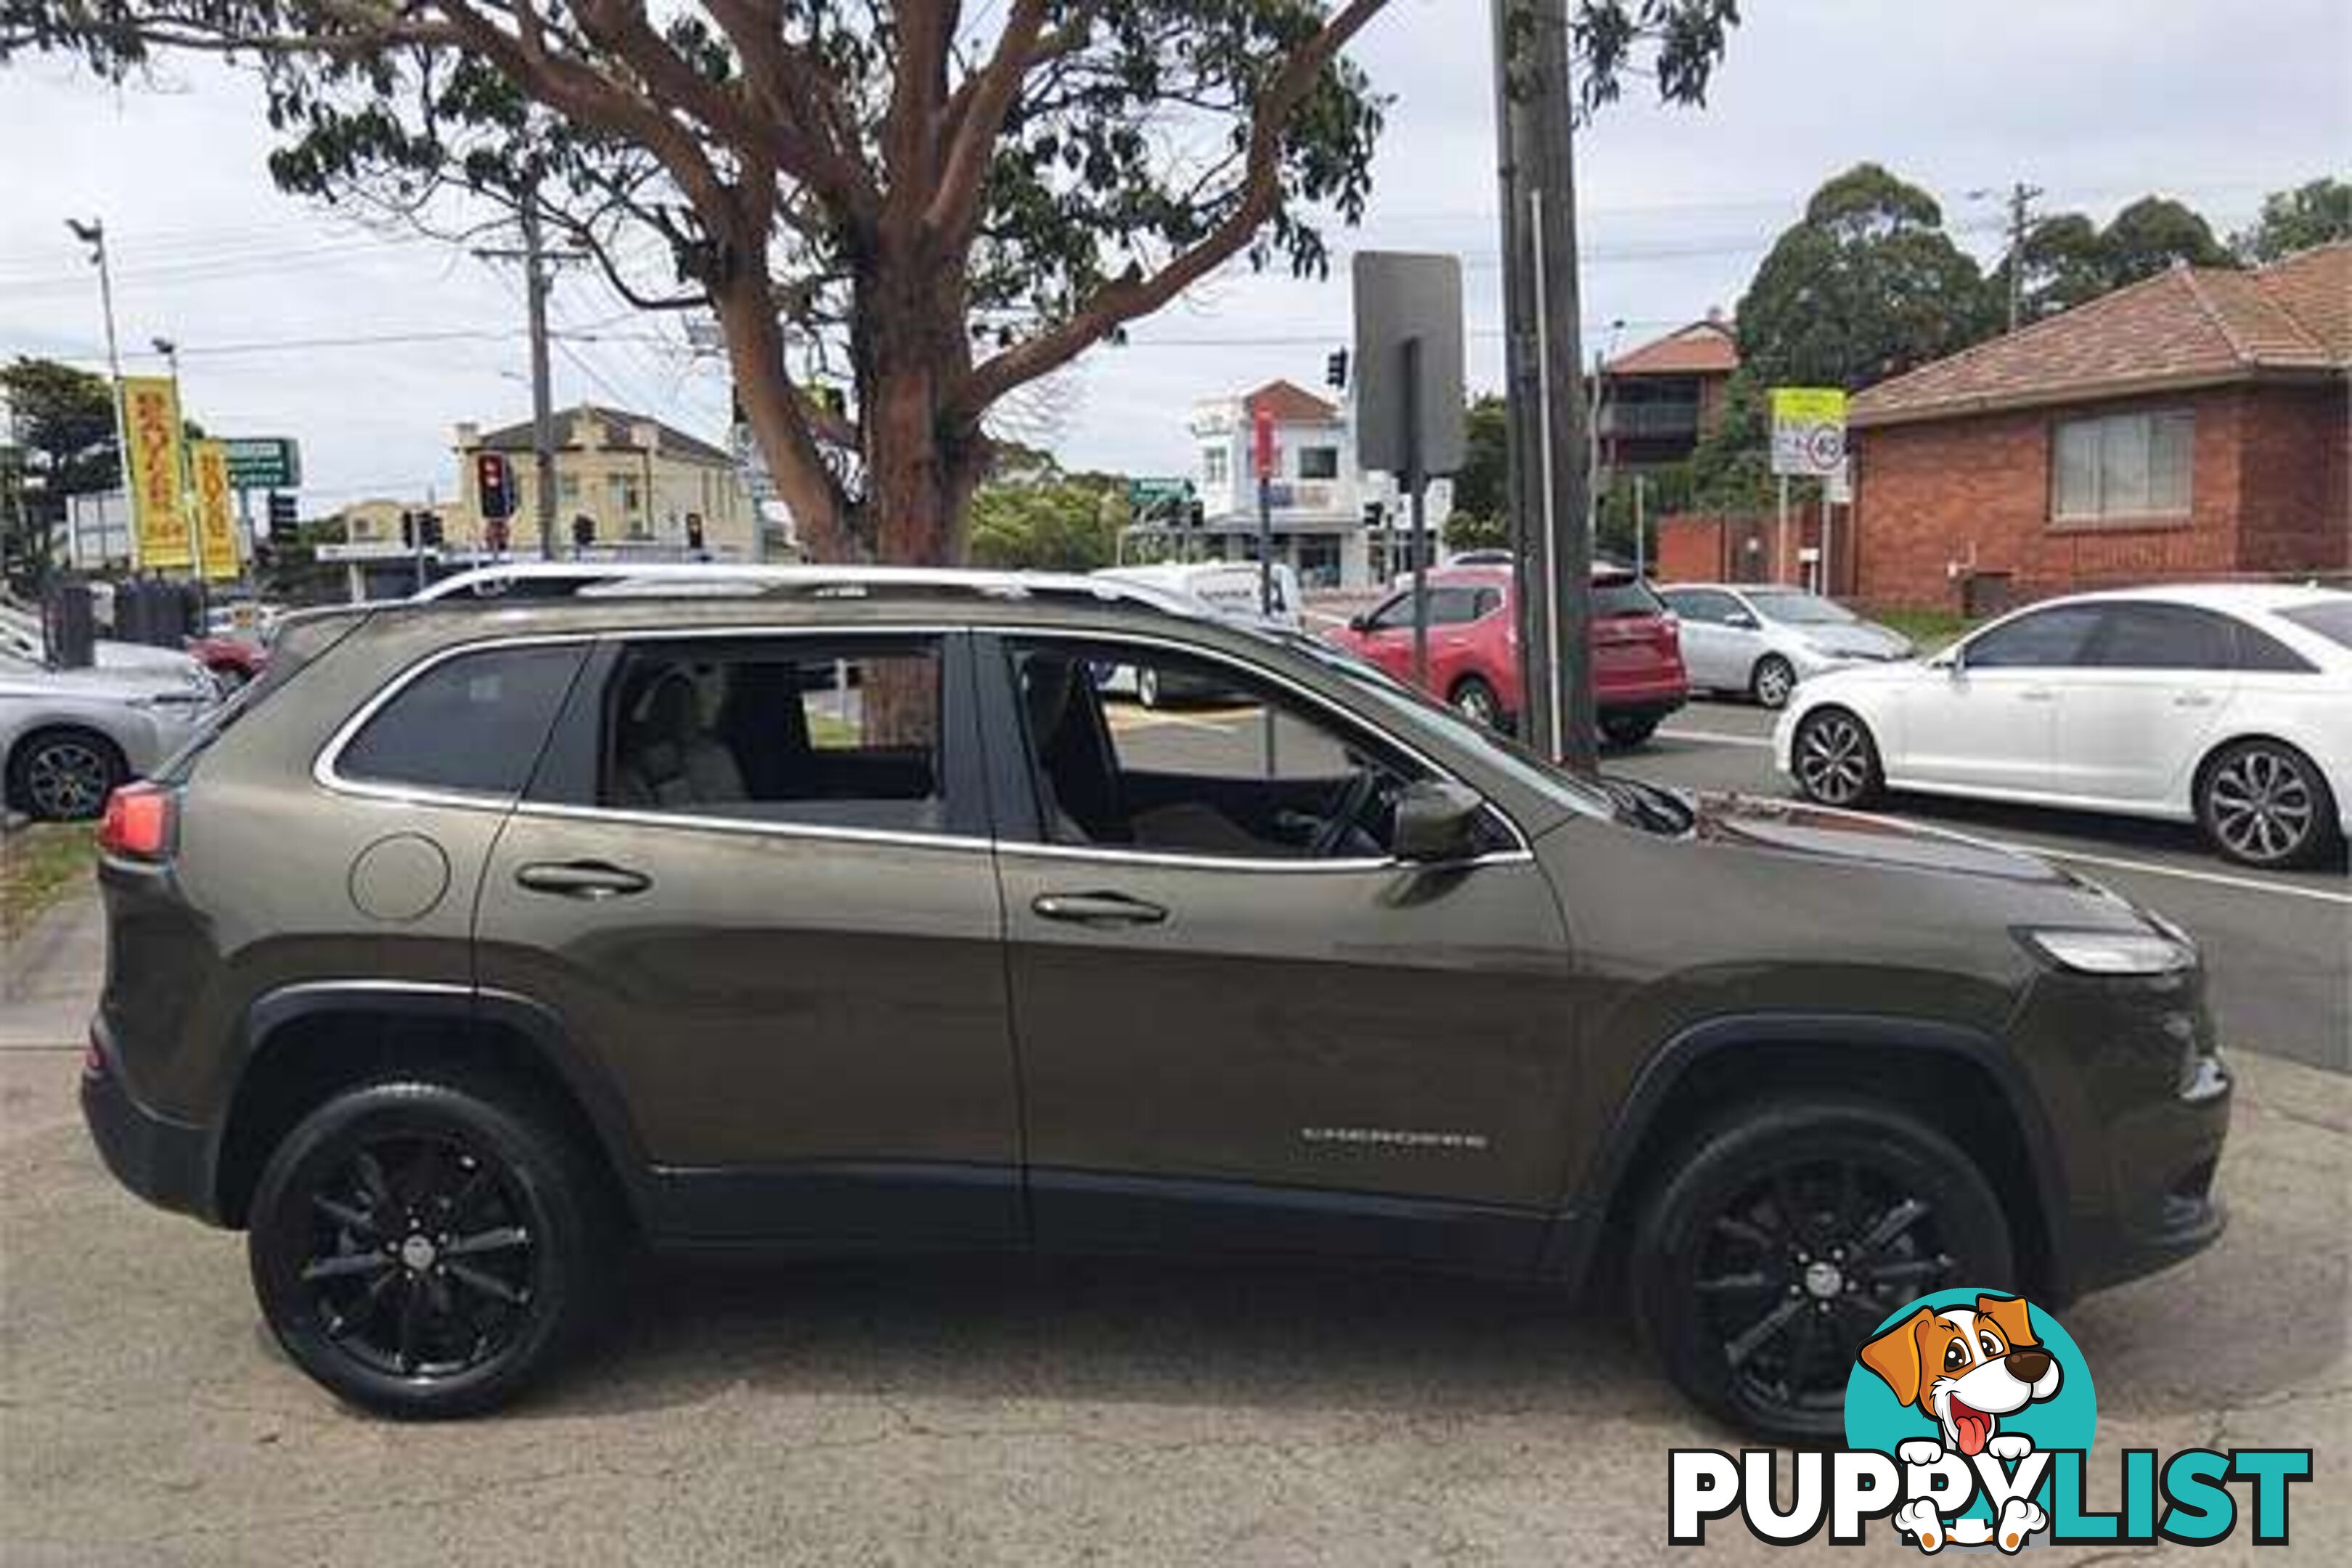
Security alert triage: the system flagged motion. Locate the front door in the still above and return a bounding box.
[983,632,1578,1273]
[1892,604,2104,793]
[2043,601,2239,808]
[474,629,1023,1246]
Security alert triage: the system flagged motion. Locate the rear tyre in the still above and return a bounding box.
[1450,676,1503,730]
[1631,1098,2015,1443]
[1791,707,1883,809]
[7,727,126,821]
[1601,713,1659,748]
[2197,738,2340,869]
[247,1070,616,1418]
[1750,654,1797,711]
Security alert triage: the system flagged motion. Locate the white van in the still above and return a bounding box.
[1091,561,1304,707]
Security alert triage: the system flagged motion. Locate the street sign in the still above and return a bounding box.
[1352,252,1467,476]
[1128,477,1193,502]
[1769,388,1847,478]
[1824,458,1853,505]
[221,436,302,491]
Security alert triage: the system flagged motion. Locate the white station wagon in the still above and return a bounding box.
[1773,584,2352,867]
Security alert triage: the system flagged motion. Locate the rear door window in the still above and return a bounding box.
[2086,604,2236,670]
[335,642,588,798]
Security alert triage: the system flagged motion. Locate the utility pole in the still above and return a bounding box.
[478,192,573,559]
[1491,0,1551,759]
[1972,180,2043,333]
[68,218,130,575]
[1493,0,1596,771]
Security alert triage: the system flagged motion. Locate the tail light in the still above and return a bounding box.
[98,783,177,862]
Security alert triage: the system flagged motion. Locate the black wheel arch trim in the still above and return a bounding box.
[221,979,654,1229]
[1539,1011,2072,1302]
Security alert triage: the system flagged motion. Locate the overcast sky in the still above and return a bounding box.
[1,0,2345,507]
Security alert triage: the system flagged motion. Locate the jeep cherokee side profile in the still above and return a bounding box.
[81,569,2231,1438]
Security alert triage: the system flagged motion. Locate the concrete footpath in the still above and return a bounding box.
[0,886,102,1052]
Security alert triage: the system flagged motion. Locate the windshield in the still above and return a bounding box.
[2278,599,2352,651]
[1743,590,1858,626]
[1261,629,1614,821]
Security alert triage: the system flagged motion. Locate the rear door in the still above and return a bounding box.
[2045,602,2239,808]
[473,628,1024,1247]
[983,630,1577,1272]
[1660,587,1755,690]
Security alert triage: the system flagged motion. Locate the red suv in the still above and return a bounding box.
[1327,563,1688,745]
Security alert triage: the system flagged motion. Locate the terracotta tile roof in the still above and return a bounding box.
[473,403,735,466]
[1606,317,1740,377]
[1851,245,2350,427]
[1242,379,1340,424]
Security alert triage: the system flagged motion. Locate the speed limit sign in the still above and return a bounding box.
[1771,387,1848,478]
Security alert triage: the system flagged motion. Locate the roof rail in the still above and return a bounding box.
[408,560,1206,617]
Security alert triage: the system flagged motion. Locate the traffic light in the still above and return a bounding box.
[571,513,595,551]
[685,513,705,552]
[418,512,444,549]
[484,517,510,554]
[475,452,515,521]
[400,510,417,549]
[1325,349,1349,390]
[266,491,297,533]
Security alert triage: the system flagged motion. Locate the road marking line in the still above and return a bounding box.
[1917,833,2352,908]
[1659,727,1775,749]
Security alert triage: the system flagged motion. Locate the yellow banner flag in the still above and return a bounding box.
[192,440,241,581]
[120,376,194,571]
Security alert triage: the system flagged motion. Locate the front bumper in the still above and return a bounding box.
[81,1019,219,1225]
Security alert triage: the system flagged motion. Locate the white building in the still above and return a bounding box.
[1172,379,1452,590]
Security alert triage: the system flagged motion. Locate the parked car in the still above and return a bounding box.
[1776,584,2352,868]
[1326,563,1688,744]
[0,605,221,690]
[1658,583,1914,709]
[185,634,268,693]
[83,567,2228,1438]
[1,644,216,820]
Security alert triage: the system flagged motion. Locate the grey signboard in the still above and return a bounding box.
[1351,252,1466,476]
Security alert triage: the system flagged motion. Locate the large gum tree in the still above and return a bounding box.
[4,1,1736,563]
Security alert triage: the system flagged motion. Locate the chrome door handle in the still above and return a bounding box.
[2173,692,2216,709]
[515,860,652,899]
[1032,891,1169,927]
[2018,688,2057,703]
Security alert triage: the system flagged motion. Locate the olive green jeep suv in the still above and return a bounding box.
[81,568,2230,1436]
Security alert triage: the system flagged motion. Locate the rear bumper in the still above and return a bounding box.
[81,1019,219,1226]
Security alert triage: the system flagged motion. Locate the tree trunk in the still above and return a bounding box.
[709,261,852,560]
[857,249,985,567]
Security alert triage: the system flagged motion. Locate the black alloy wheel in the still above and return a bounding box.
[1601,713,1660,748]
[1792,708,1882,808]
[2198,740,2337,869]
[248,1073,613,1417]
[1633,1100,2013,1442]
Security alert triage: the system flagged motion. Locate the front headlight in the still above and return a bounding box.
[2020,927,2198,976]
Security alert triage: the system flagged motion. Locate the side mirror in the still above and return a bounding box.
[1391,778,1486,863]
[1346,612,1371,632]
[1725,611,1760,630]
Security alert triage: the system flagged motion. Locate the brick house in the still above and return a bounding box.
[1596,311,1739,470]
[1847,243,2349,613]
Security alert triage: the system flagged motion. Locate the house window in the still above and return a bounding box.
[2051,411,2192,522]
[1201,446,1230,485]
[1297,446,1340,480]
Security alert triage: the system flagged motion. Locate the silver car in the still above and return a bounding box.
[1,645,216,820]
[1657,583,1915,709]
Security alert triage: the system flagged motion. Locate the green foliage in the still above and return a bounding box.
[1442,508,1509,554]
[2231,177,2352,263]
[1448,394,1510,531]
[1996,212,2111,322]
[1735,163,1996,392]
[2097,195,2232,285]
[1,356,119,589]
[1685,369,1773,510]
[968,474,1130,572]
[1593,461,1690,563]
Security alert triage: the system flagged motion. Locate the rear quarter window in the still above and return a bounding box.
[1593,576,1665,618]
[334,643,587,798]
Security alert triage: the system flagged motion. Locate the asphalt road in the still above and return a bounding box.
[1624,699,2351,1074]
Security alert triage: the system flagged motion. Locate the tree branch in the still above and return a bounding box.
[959,0,1395,413]
[923,0,1050,242]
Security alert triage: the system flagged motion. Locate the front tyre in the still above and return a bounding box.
[1601,713,1660,748]
[2197,738,2340,869]
[1751,654,1797,710]
[1791,707,1883,808]
[1450,676,1503,730]
[1632,1098,2014,1442]
[248,1071,616,1418]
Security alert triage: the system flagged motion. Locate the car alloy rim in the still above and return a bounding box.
[1456,687,1495,726]
[2209,748,2315,863]
[26,740,109,818]
[1694,1156,1956,1420]
[295,1133,539,1379]
[1796,715,1869,804]
[1756,660,1793,707]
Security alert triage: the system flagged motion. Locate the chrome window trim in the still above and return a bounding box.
[314,618,1536,865]
[999,623,1536,860]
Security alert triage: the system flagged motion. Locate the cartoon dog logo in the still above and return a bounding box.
[1860,1293,2063,1553]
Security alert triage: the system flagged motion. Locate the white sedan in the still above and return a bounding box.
[1773,584,2352,868]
